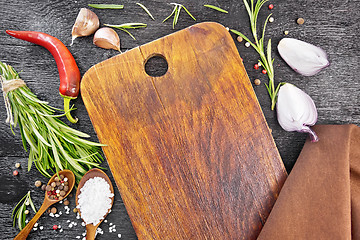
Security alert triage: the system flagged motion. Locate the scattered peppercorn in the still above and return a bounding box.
[35,180,42,188]
[284,30,289,35]
[41,184,46,191]
[73,208,78,213]
[52,225,58,230]
[15,163,21,168]
[254,79,261,85]
[25,210,29,215]
[64,200,70,206]
[268,4,274,9]
[269,17,274,23]
[297,18,305,25]
[254,64,259,70]
[245,42,251,47]
[13,170,19,176]
[51,207,57,214]
[237,36,243,42]
[262,69,267,74]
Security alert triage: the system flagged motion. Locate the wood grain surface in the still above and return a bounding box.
[0,0,359,239]
[81,22,287,239]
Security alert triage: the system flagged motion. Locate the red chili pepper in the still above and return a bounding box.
[6,30,81,123]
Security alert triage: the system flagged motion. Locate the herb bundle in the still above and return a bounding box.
[12,191,36,230]
[231,0,282,110]
[0,62,103,181]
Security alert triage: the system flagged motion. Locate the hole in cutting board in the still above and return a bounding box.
[144,54,168,77]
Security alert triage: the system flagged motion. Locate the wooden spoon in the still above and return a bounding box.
[75,168,114,240]
[14,170,75,240]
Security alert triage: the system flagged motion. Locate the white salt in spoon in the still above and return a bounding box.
[76,168,114,240]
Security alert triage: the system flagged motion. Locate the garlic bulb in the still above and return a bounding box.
[276,83,319,142]
[71,8,100,45]
[93,27,121,51]
[277,38,329,76]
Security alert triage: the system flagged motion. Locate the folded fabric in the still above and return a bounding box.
[257,125,360,239]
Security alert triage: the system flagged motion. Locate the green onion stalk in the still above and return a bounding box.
[0,61,104,182]
[231,0,283,110]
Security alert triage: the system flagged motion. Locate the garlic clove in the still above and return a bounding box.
[71,8,100,45]
[93,27,121,51]
[276,83,319,142]
[277,38,329,76]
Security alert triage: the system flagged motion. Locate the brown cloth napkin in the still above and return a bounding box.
[257,124,360,240]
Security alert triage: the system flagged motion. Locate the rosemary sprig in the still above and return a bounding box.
[88,4,124,9]
[231,0,281,110]
[12,191,37,230]
[204,4,228,13]
[163,3,196,29]
[0,62,104,182]
[136,3,155,20]
[104,23,147,40]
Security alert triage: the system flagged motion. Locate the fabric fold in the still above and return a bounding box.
[257,124,360,240]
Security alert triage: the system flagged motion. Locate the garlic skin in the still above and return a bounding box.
[93,27,121,51]
[276,83,319,142]
[71,8,100,45]
[278,38,329,76]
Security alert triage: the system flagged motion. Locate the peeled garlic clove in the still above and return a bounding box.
[93,27,121,51]
[71,8,100,45]
[277,38,329,76]
[276,83,319,142]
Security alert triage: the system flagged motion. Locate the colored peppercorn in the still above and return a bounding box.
[262,69,267,74]
[13,170,18,176]
[268,4,274,9]
[52,225,58,230]
[254,79,261,85]
[254,64,259,70]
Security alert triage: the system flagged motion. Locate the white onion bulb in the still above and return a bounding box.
[276,83,319,142]
[278,38,329,76]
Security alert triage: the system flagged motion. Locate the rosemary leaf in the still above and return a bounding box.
[204,4,228,13]
[104,23,147,40]
[164,3,196,29]
[136,3,155,20]
[12,191,37,230]
[231,0,281,110]
[173,5,181,29]
[88,4,124,9]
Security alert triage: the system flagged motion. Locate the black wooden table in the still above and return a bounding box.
[0,0,359,239]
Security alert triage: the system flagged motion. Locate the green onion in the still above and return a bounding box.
[136,3,155,20]
[0,62,104,182]
[104,23,147,40]
[12,191,37,230]
[88,4,124,9]
[204,4,228,13]
[231,0,280,110]
[163,3,196,29]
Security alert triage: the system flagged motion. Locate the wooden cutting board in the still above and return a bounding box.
[81,22,287,240]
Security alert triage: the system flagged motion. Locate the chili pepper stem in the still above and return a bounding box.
[63,97,78,123]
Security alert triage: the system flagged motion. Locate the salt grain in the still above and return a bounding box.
[118,234,122,238]
[40,226,44,230]
[77,177,114,226]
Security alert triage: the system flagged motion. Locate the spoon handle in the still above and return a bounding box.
[86,224,97,240]
[14,200,52,240]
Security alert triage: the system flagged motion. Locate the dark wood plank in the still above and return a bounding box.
[0,0,359,239]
